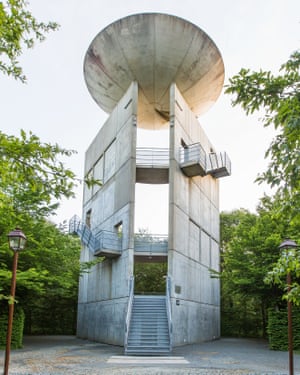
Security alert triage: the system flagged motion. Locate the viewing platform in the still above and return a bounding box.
[136,147,169,184]
[136,145,231,181]
[69,215,168,261]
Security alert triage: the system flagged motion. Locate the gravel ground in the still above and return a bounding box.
[0,336,299,375]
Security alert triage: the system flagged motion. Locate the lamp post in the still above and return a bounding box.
[4,228,27,375]
[279,238,298,375]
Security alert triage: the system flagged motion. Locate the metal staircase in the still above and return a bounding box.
[69,215,121,258]
[125,295,171,355]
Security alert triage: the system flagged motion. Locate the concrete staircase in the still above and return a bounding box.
[125,295,171,355]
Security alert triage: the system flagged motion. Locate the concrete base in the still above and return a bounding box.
[77,298,128,346]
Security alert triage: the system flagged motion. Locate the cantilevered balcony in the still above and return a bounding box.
[180,143,206,177]
[70,215,168,261]
[136,147,169,184]
[69,215,122,258]
[180,143,231,178]
[207,151,231,178]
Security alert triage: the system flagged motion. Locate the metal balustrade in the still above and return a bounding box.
[69,215,122,257]
[179,143,231,178]
[136,147,169,168]
[135,145,230,179]
[70,215,168,257]
[206,151,231,178]
[166,276,173,352]
[180,143,206,177]
[124,276,135,353]
[134,234,168,255]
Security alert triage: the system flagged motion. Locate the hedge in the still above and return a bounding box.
[0,306,25,349]
[267,308,300,350]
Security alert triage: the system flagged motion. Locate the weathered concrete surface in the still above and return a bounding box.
[168,84,220,346]
[77,83,138,345]
[79,13,226,349]
[84,13,224,129]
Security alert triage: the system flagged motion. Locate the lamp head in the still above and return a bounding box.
[279,238,298,250]
[8,228,27,252]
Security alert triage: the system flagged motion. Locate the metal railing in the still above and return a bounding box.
[166,276,173,351]
[179,143,206,169]
[136,147,169,168]
[124,276,135,353]
[134,234,168,254]
[206,151,232,175]
[69,215,122,255]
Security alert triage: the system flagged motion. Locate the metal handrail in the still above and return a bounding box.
[69,215,122,255]
[166,276,173,351]
[134,234,168,254]
[179,143,206,168]
[136,147,169,167]
[124,276,135,352]
[206,151,232,175]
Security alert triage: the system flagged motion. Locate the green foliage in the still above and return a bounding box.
[225,50,300,225]
[222,297,263,338]
[0,130,77,217]
[0,129,82,336]
[265,246,300,305]
[0,0,59,82]
[0,4,81,339]
[0,219,81,335]
[268,308,300,350]
[225,49,300,310]
[0,306,25,349]
[220,204,285,337]
[134,263,167,294]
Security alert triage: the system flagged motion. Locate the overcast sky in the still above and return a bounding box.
[1,0,299,232]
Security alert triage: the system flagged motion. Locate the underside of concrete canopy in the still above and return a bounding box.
[83,13,224,129]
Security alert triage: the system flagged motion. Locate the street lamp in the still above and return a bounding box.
[279,238,298,375]
[4,228,27,375]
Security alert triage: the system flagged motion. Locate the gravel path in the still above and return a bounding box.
[0,336,299,374]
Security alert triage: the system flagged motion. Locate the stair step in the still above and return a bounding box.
[126,295,171,355]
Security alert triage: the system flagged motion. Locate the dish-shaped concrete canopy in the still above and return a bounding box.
[84,13,224,129]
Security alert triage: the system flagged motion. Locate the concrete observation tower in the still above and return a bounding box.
[70,13,231,354]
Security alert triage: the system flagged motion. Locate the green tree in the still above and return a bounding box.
[0,216,81,334]
[221,204,284,337]
[225,49,300,306]
[0,0,58,82]
[0,130,77,218]
[225,50,300,225]
[0,1,83,337]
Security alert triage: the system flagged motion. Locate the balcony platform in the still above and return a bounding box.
[136,148,169,184]
[136,167,168,184]
[180,160,206,177]
[94,248,122,258]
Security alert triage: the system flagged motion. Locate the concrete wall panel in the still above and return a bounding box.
[211,239,220,272]
[188,221,200,261]
[200,231,210,268]
[171,299,220,346]
[172,205,189,255]
[77,82,138,345]
[77,298,128,345]
[169,83,220,345]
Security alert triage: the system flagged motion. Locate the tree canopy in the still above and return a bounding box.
[0,130,77,218]
[225,50,300,225]
[225,50,300,305]
[0,129,82,333]
[0,0,58,82]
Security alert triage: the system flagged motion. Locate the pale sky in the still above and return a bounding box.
[1,0,299,233]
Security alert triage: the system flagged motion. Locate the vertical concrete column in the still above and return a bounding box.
[168,84,220,346]
[77,82,138,345]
